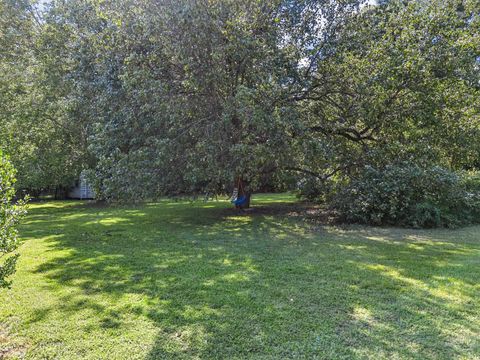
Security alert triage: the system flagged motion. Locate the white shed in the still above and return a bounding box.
[68,172,95,199]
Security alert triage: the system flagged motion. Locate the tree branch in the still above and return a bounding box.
[284,166,341,181]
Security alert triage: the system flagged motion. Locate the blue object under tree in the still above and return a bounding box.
[232,195,247,207]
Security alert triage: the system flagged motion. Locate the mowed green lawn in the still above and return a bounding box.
[1,194,479,359]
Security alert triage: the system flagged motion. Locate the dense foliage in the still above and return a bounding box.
[0,0,91,195]
[0,152,27,288]
[332,164,480,227]
[0,0,479,224]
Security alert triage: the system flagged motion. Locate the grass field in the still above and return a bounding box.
[1,194,479,359]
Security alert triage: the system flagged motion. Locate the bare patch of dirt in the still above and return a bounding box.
[0,322,28,360]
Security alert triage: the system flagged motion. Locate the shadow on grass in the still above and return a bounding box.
[21,198,480,359]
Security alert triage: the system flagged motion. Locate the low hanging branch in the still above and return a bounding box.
[309,125,378,142]
[284,166,342,181]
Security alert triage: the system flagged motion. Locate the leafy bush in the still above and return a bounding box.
[463,171,480,192]
[411,202,441,228]
[0,152,27,288]
[332,164,480,228]
[296,178,327,201]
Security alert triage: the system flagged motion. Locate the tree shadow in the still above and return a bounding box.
[19,199,480,359]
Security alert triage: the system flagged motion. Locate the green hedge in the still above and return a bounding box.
[331,164,480,228]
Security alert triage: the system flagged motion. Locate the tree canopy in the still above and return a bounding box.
[0,0,478,204]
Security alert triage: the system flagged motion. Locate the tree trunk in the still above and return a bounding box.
[237,178,251,209]
[235,178,252,209]
[243,191,251,209]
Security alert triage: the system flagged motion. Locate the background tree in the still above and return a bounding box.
[293,0,480,184]
[0,0,90,196]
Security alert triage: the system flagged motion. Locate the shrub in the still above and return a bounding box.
[0,152,27,288]
[463,171,480,192]
[332,164,480,228]
[296,178,327,201]
[411,202,441,228]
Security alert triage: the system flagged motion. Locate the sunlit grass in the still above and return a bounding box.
[1,193,479,359]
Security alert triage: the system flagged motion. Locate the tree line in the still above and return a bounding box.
[1,0,479,224]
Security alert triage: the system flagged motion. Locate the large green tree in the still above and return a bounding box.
[43,0,364,202]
